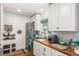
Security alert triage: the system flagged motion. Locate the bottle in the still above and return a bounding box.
[59,36,65,44]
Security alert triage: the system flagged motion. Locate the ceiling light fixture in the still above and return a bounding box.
[17,9,21,12]
[46,12,48,14]
[40,9,44,12]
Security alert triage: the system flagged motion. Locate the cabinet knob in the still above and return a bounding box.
[56,27,60,29]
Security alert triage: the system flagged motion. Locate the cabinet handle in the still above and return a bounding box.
[43,53,46,56]
[56,27,60,29]
[43,48,46,51]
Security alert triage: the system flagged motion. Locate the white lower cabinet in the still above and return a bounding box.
[33,41,67,56]
[33,41,51,56]
[51,49,67,56]
[33,41,42,56]
[41,44,52,56]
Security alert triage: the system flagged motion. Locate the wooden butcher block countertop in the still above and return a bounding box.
[33,39,79,56]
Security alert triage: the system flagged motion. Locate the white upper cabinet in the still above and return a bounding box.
[31,14,43,31]
[48,4,59,31]
[48,3,79,31]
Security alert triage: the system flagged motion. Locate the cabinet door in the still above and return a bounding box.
[33,41,40,56]
[33,41,44,56]
[51,49,67,56]
[48,4,60,31]
[42,45,52,56]
[48,3,76,31]
[58,3,76,31]
[33,41,52,56]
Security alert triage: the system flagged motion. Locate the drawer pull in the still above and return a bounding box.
[43,48,46,51]
[56,27,60,29]
[43,53,46,56]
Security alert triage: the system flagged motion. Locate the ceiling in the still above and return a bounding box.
[3,3,48,17]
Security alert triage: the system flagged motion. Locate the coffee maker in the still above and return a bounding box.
[48,34,58,43]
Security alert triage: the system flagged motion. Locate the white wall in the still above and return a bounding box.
[1,4,4,48]
[0,4,1,44]
[3,12,31,50]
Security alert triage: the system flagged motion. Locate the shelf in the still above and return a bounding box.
[3,50,10,54]
[3,43,16,54]
[11,48,16,52]
[3,33,15,40]
[3,38,15,40]
[3,47,16,51]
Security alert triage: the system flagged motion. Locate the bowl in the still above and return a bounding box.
[59,41,66,45]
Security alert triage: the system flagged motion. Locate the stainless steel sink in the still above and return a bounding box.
[51,43,68,50]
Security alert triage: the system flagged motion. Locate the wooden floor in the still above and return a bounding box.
[5,51,33,56]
